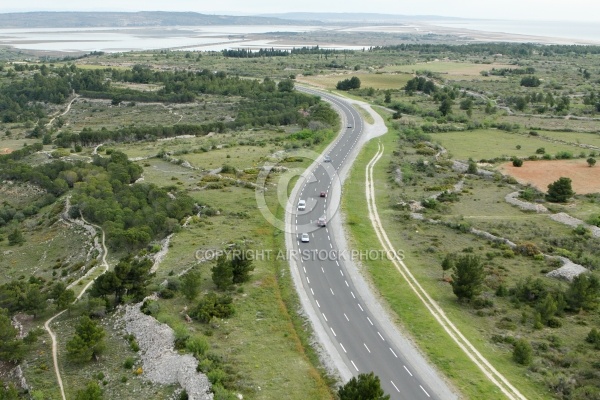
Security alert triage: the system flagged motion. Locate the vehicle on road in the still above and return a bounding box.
[300,233,310,242]
[317,217,326,227]
[297,199,306,210]
[320,191,327,198]
[323,155,331,163]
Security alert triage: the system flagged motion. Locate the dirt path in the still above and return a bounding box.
[43,197,110,400]
[46,95,79,128]
[365,143,526,400]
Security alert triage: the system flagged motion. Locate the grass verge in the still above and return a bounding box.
[341,111,549,399]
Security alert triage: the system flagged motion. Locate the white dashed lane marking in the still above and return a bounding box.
[420,386,431,398]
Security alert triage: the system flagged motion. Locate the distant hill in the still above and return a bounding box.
[258,12,467,23]
[0,11,307,28]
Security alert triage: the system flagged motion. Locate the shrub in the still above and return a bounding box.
[513,339,533,365]
[546,317,562,328]
[192,293,235,323]
[512,158,523,167]
[159,288,175,299]
[586,328,600,349]
[555,151,573,160]
[123,357,135,369]
[141,299,160,316]
[515,242,541,257]
[186,336,209,358]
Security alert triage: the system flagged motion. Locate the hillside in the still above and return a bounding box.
[0,11,305,28]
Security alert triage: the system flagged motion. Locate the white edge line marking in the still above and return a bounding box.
[351,360,358,371]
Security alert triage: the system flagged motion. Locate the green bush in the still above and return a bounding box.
[123,357,135,369]
[513,339,533,365]
[186,336,209,358]
[192,293,235,323]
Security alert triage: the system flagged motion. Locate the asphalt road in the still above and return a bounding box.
[289,87,442,400]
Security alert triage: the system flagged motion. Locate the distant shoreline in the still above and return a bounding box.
[0,22,598,55]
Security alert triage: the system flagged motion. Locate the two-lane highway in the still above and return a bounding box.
[287,87,449,399]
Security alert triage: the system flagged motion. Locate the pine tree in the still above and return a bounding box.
[546,177,574,203]
[451,255,485,300]
[231,250,254,284]
[181,269,202,301]
[66,316,106,363]
[338,372,390,400]
[212,255,233,290]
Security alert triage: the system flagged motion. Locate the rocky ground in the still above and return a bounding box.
[123,300,213,400]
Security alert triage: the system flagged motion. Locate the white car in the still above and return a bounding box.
[301,233,310,242]
[298,199,306,211]
[317,217,326,227]
[323,155,331,163]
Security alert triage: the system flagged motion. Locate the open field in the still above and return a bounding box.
[534,130,600,148]
[499,159,600,194]
[432,130,584,160]
[62,97,235,132]
[381,61,515,78]
[298,72,412,90]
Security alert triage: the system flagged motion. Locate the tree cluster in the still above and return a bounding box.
[90,256,153,306]
[336,77,361,91]
[211,251,255,290]
[66,316,106,363]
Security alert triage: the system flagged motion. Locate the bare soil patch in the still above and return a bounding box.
[0,148,13,154]
[499,159,600,194]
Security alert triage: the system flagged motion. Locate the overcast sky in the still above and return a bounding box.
[1,0,600,22]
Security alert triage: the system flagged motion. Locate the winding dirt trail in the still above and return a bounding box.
[46,95,79,128]
[43,197,110,400]
[365,143,526,400]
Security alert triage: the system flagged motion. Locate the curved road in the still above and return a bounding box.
[287,87,453,400]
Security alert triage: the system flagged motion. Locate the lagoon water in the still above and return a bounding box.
[1,20,599,53]
[0,25,331,53]
[431,19,600,44]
